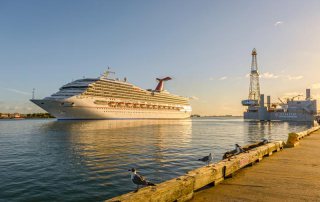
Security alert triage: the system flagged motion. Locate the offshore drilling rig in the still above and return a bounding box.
[242,49,317,122]
[241,48,260,111]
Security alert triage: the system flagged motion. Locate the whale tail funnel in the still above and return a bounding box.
[155,77,172,91]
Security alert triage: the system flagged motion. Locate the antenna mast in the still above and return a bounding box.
[32,88,35,99]
[101,66,115,79]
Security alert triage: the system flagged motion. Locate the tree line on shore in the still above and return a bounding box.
[0,113,55,119]
[25,113,55,118]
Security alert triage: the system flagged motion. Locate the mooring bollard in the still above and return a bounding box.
[286,133,300,147]
[286,126,320,148]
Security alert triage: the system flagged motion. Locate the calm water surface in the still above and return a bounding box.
[0,117,311,201]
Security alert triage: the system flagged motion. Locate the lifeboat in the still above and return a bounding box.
[118,102,125,107]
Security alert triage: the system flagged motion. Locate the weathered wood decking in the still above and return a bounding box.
[191,128,320,201]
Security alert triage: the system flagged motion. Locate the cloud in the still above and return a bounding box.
[190,96,199,100]
[245,72,303,81]
[287,75,303,80]
[311,83,320,89]
[209,76,228,81]
[283,92,302,97]
[274,21,284,27]
[260,72,279,79]
[3,88,31,96]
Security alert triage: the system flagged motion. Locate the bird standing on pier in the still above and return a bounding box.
[235,144,244,154]
[198,153,213,166]
[128,168,156,191]
[261,138,269,144]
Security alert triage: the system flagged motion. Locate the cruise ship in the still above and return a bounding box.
[30,70,192,120]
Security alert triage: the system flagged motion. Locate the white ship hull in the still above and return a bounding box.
[31,97,192,120]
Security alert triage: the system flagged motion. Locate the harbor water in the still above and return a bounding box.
[0,117,311,201]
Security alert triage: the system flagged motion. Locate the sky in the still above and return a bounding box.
[1,0,320,115]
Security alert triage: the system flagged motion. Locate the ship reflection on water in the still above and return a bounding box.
[39,119,194,198]
[42,119,193,163]
[0,118,311,201]
[244,120,313,143]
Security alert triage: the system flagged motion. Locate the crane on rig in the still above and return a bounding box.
[278,95,303,104]
[290,94,303,101]
[278,98,285,105]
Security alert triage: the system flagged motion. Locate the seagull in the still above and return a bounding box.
[198,153,213,166]
[235,144,244,154]
[261,138,269,144]
[128,168,156,191]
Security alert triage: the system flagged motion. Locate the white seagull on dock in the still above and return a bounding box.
[198,153,213,166]
[128,168,156,191]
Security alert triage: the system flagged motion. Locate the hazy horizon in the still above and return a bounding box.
[1,1,320,116]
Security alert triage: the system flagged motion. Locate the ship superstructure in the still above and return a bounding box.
[31,70,192,120]
[243,90,317,122]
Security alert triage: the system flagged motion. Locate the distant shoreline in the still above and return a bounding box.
[0,113,55,119]
[0,114,243,120]
[191,115,243,118]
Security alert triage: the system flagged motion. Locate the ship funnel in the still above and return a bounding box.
[260,94,265,107]
[267,95,271,109]
[306,89,311,100]
[155,77,172,91]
